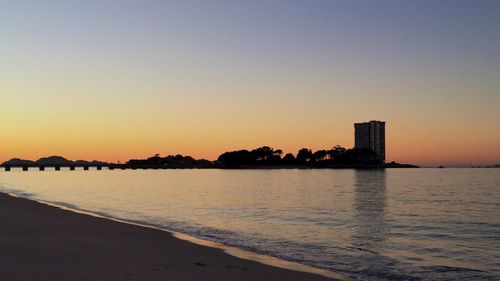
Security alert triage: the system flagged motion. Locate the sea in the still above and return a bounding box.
[0,168,499,281]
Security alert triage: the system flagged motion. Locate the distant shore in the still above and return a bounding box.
[0,163,419,171]
[2,146,417,171]
[0,192,345,281]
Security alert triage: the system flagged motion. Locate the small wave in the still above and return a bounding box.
[0,187,36,199]
[416,265,498,281]
[44,201,79,210]
[421,265,486,273]
[346,246,379,255]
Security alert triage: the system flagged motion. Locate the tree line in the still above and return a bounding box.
[127,154,213,168]
[123,145,383,169]
[217,145,382,168]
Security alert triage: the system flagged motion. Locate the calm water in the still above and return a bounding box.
[0,168,499,280]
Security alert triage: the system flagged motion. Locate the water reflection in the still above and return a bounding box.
[351,169,388,253]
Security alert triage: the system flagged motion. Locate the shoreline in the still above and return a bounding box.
[0,191,349,281]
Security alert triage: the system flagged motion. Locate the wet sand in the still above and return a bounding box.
[0,192,342,281]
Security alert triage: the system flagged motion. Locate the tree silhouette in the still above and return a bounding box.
[327,145,347,161]
[282,153,296,164]
[312,150,328,162]
[296,148,313,163]
[252,146,274,161]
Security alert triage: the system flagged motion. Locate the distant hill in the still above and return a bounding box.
[2,158,35,166]
[74,160,90,165]
[36,156,72,166]
[1,156,109,167]
[74,160,108,166]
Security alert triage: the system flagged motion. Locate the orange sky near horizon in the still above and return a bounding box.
[1,107,499,166]
[1,68,499,165]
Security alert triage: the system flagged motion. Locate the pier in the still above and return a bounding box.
[0,164,173,172]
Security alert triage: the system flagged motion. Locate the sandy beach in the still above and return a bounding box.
[0,192,341,281]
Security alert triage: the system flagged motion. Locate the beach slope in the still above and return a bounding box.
[0,193,339,281]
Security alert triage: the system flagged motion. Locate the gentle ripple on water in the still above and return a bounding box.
[0,168,499,280]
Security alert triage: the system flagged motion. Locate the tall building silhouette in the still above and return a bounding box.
[354,121,385,162]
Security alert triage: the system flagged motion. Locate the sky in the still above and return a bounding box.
[1,0,499,165]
